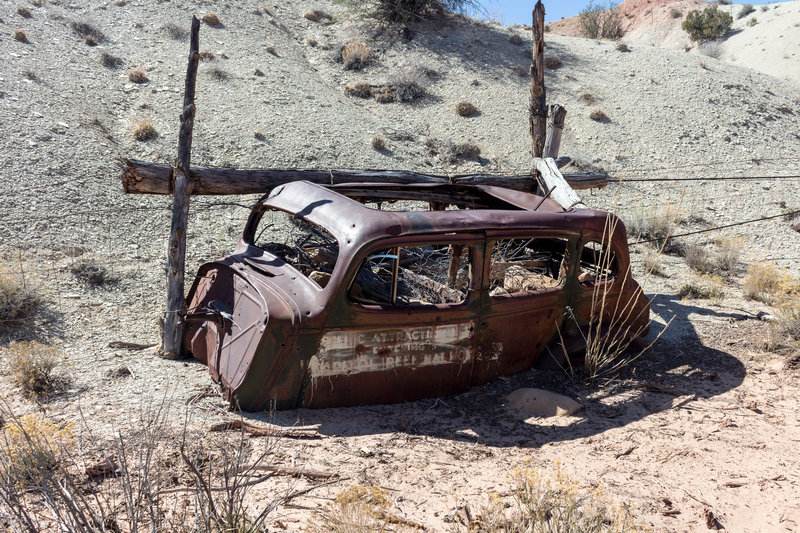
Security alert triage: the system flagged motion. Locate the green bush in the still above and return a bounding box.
[682,5,732,42]
[738,4,755,19]
[352,0,484,24]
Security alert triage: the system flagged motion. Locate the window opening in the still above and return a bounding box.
[350,243,471,306]
[489,237,568,296]
[579,241,618,284]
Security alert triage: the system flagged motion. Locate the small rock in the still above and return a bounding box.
[506,388,580,417]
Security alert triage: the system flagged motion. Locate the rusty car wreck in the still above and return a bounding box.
[183,181,650,411]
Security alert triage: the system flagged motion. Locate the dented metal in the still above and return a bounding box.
[184,181,650,411]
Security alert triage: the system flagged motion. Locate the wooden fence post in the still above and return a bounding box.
[161,16,200,359]
[544,104,567,159]
[529,0,547,164]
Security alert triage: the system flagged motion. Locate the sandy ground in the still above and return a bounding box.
[1,0,800,531]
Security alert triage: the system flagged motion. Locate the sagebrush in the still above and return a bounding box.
[4,341,59,397]
[682,5,732,43]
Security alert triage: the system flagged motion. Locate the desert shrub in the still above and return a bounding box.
[624,203,684,245]
[387,65,427,102]
[447,141,481,161]
[357,0,484,24]
[738,3,755,19]
[509,33,523,45]
[70,260,114,286]
[455,99,477,116]
[714,236,742,272]
[670,7,682,18]
[207,67,230,81]
[3,341,59,397]
[717,0,731,4]
[344,81,373,98]
[0,269,39,332]
[589,109,608,122]
[544,55,562,69]
[0,413,73,487]
[679,276,724,300]
[304,10,332,22]
[761,4,769,11]
[70,21,104,45]
[198,50,215,61]
[682,5,732,43]
[698,39,724,58]
[371,135,386,151]
[162,22,187,40]
[579,1,624,40]
[308,486,406,532]
[133,119,157,141]
[643,246,665,277]
[266,44,277,56]
[775,301,800,342]
[202,12,222,26]
[747,17,758,26]
[342,40,370,70]
[12,29,28,42]
[615,42,630,52]
[743,262,797,304]
[100,51,122,68]
[128,68,148,83]
[466,465,643,532]
[683,243,712,272]
[579,92,596,104]
[17,6,32,18]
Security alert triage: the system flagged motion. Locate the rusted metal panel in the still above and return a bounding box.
[183,181,650,411]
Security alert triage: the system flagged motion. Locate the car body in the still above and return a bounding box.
[183,181,650,411]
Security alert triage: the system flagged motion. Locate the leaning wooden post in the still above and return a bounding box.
[161,16,200,359]
[529,0,547,165]
[544,104,566,159]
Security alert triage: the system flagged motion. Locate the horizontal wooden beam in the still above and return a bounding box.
[121,159,607,196]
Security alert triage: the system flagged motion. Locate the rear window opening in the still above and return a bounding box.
[250,208,339,287]
[489,237,569,296]
[579,241,618,284]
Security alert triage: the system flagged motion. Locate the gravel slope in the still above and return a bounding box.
[1,1,800,531]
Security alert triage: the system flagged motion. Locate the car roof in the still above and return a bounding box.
[261,181,622,248]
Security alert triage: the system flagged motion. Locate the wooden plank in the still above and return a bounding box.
[544,104,567,158]
[534,157,587,210]
[121,160,607,194]
[529,0,547,161]
[161,16,200,359]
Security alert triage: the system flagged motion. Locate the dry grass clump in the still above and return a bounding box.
[342,40,370,70]
[747,17,758,26]
[589,109,609,122]
[387,64,428,102]
[466,465,643,532]
[509,33,524,45]
[344,81,373,98]
[371,135,386,151]
[455,99,477,117]
[304,9,332,22]
[17,6,32,18]
[70,260,114,287]
[447,141,481,161]
[670,7,683,18]
[699,39,724,58]
[679,275,725,300]
[616,42,630,52]
[128,68,148,83]
[774,301,800,344]
[133,119,157,141]
[266,44,278,56]
[0,412,74,488]
[308,486,417,532]
[100,51,122,69]
[0,268,39,332]
[643,246,666,277]
[624,203,685,245]
[738,3,756,19]
[70,21,104,45]
[198,50,215,61]
[3,341,59,397]
[207,67,230,81]
[201,12,223,26]
[579,92,596,104]
[13,29,28,42]
[544,55,562,69]
[743,262,798,304]
[161,22,187,40]
[254,128,265,140]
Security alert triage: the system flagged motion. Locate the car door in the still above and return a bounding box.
[472,231,578,383]
[304,234,484,407]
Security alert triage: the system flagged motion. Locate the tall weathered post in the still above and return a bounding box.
[529,0,547,164]
[161,16,200,359]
